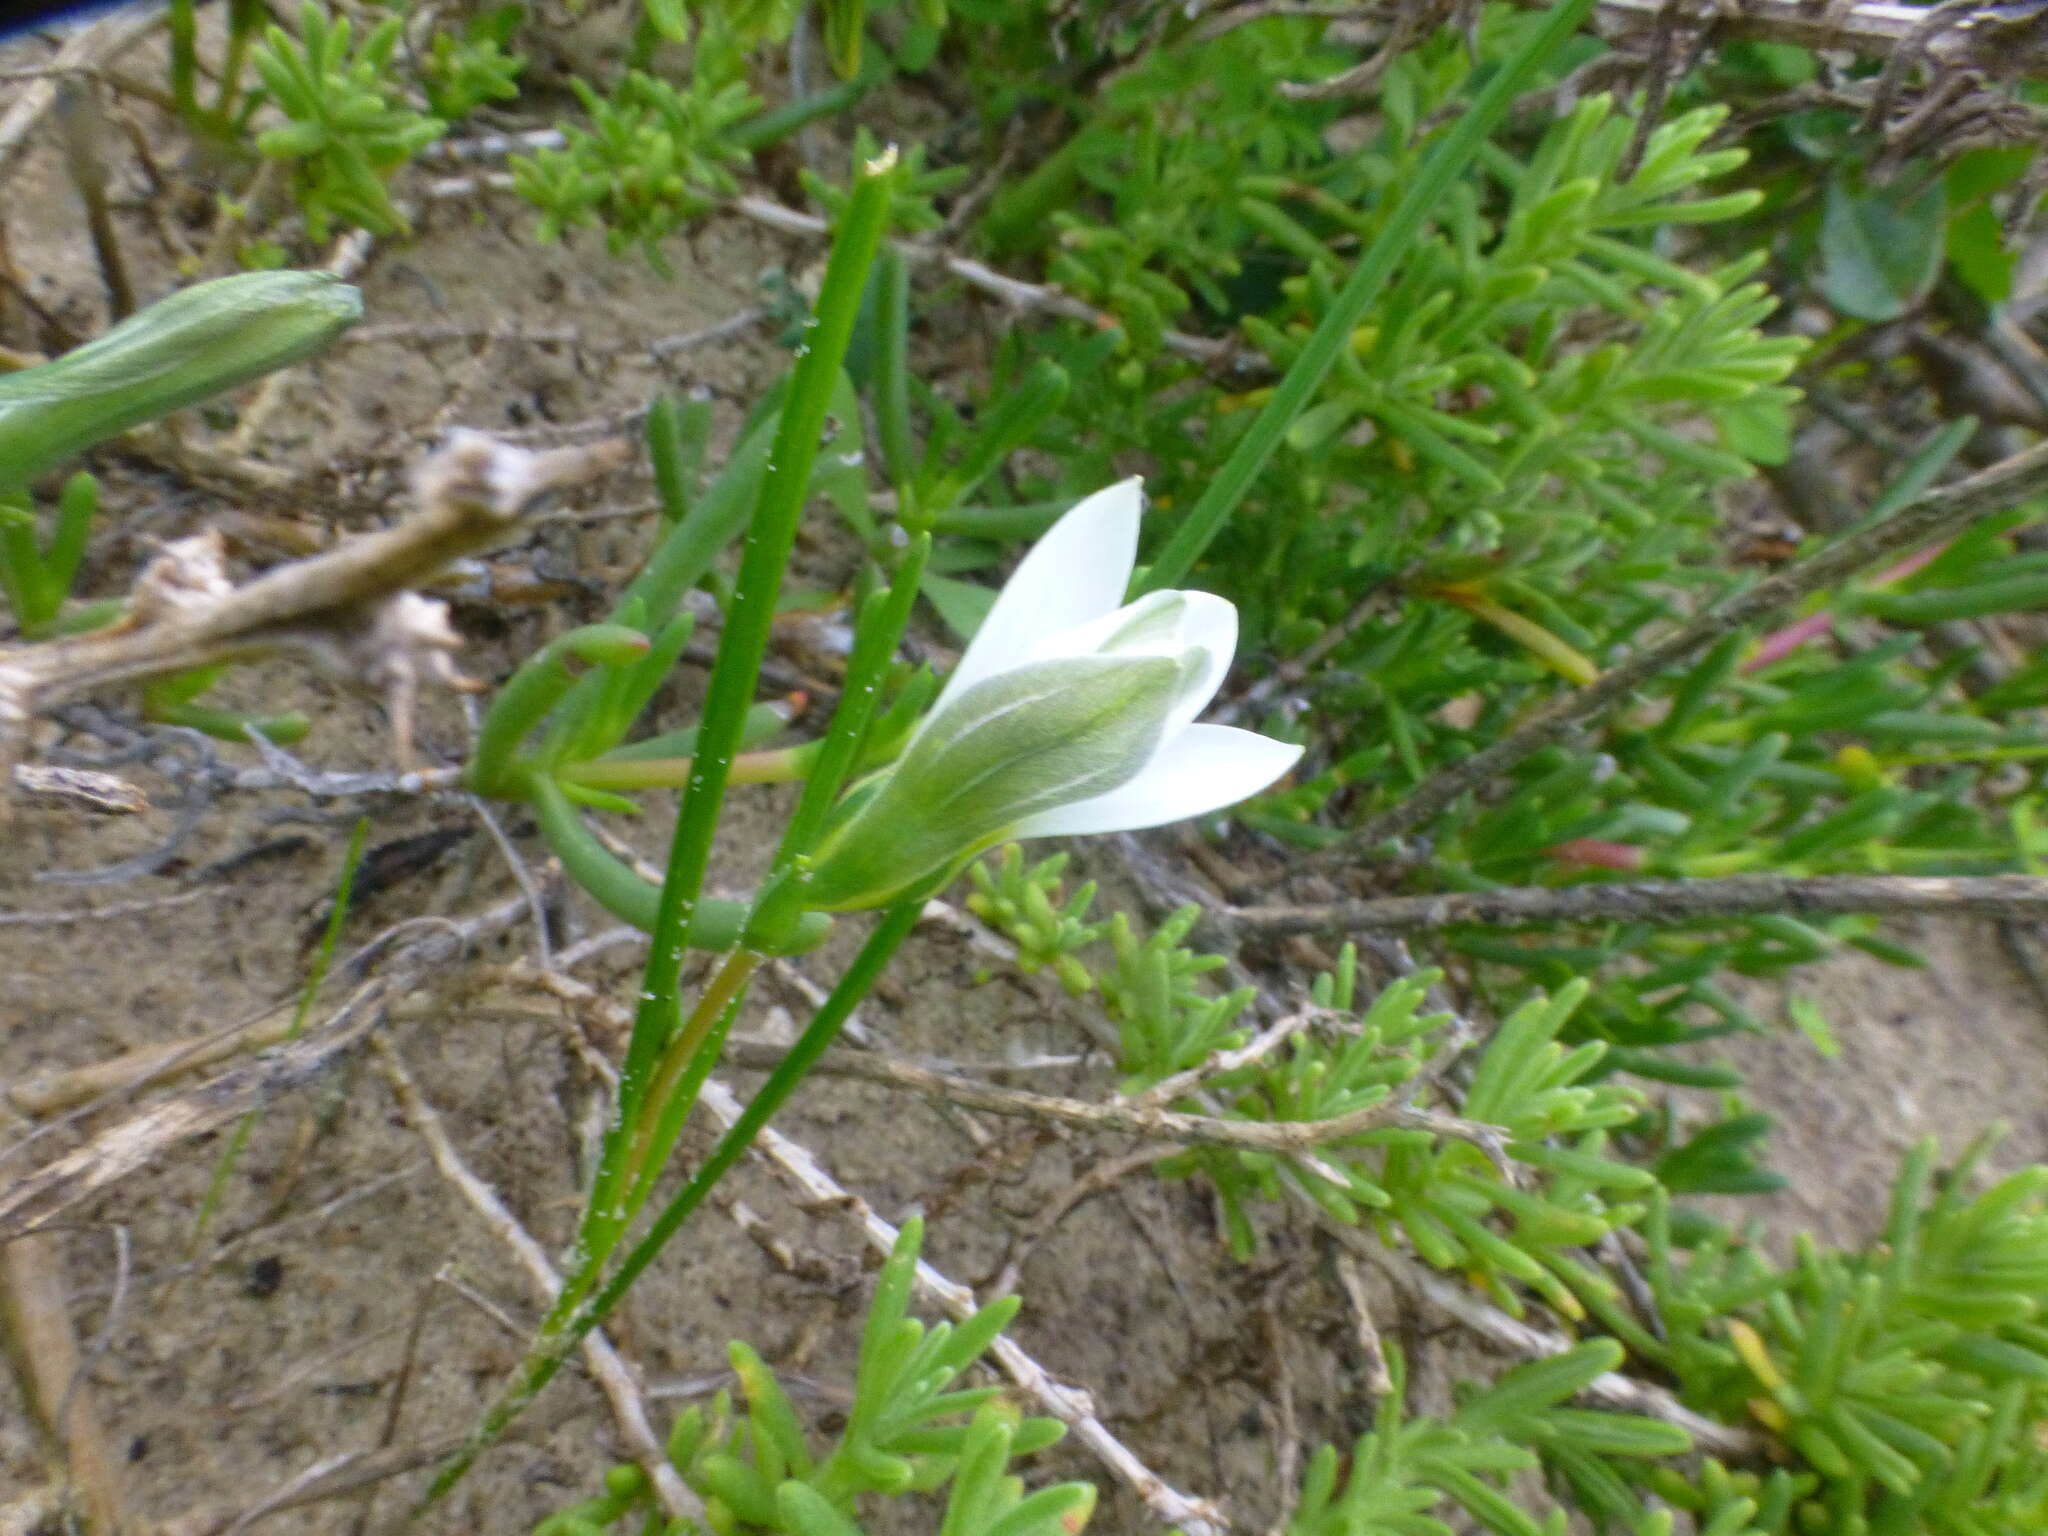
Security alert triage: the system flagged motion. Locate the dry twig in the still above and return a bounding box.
[1331,1223,1761,1460]
[0,1232,133,1534]
[1531,0,2048,67]
[519,960,1229,1534]
[714,1037,1489,1180]
[0,892,528,1243]
[0,2,163,183]
[0,431,626,784]
[1227,872,2048,940]
[693,1074,1232,1535]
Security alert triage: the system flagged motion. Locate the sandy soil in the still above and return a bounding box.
[4,37,2048,1536]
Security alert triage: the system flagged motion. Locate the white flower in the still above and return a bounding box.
[804,480,1303,911]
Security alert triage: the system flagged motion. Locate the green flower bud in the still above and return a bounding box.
[0,270,362,490]
[803,652,1187,912]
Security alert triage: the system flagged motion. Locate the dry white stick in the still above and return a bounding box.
[0,3,163,181]
[0,893,528,1242]
[731,196,1238,366]
[1339,1227,1760,1460]
[1123,1006,1335,1111]
[0,433,625,752]
[0,886,222,928]
[1572,0,2048,63]
[1332,1252,1393,1397]
[368,1036,701,1523]
[0,1233,134,1534]
[224,228,380,457]
[0,1484,62,1536]
[219,1452,358,1535]
[714,1037,1477,1186]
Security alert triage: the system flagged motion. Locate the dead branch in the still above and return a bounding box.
[1225,872,2048,940]
[1331,1249,1393,1396]
[1123,1006,1337,1110]
[153,1438,470,1536]
[0,887,222,935]
[1537,0,2048,69]
[0,431,626,778]
[733,195,1242,367]
[985,1147,1180,1301]
[419,161,1244,369]
[0,3,164,183]
[0,892,528,1244]
[715,1038,1517,1189]
[694,1074,1232,1536]
[1346,438,2048,853]
[5,988,300,1120]
[0,1485,62,1536]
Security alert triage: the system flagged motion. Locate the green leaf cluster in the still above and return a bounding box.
[533,1219,1091,1536]
[251,3,448,239]
[510,42,757,271]
[1292,1341,1690,1536]
[1615,1135,2048,1533]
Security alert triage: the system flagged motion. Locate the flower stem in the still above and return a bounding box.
[414,902,919,1518]
[613,948,762,1212]
[418,153,899,1514]
[558,744,813,793]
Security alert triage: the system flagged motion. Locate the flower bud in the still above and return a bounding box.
[803,652,1187,911]
[0,270,362,490]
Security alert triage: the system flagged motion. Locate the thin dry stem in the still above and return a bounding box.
[1228,872,2048,940]
[519,959,1228,1533]
[693,1074,1232,1535]
[1335,1224,1761,1459]
[0,433,627,771]
[714,1037,1475,1179]
[368,1036,700,1523]
[0,3,163,182]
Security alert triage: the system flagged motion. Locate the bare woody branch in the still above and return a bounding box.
[715,1037,1501,1176]
[1566,0,2048,69]
[1226,872,2048,940]
[692,1074,1233,1536]
[0,1234,134,1535]
[0,431,625,773]
[420,160,1244,369]
[1346,438,2048,852]
[0,3,164,182]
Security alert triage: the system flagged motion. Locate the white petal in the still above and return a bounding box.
[1161,590,1237,738]
[1011,724,1302,838]
[1037,589,1187,664]
[1031,588,1237,735]
[937,479,1142,706]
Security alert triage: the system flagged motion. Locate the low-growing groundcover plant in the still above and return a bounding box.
[5,1,2048,1533]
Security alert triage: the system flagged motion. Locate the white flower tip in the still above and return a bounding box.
[1014,725,1303,839]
